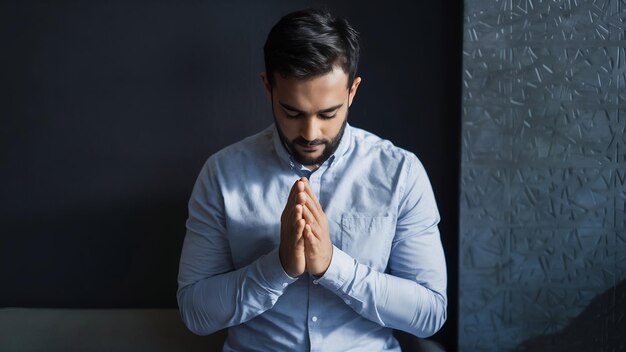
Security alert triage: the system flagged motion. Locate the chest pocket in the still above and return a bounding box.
[340,213,395,271]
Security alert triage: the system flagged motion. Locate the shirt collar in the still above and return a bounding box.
[271,122,353,172]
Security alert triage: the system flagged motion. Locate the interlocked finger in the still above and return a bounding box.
[302,204,323,239]
[301,194,322,224]
[293,205,304,232]
[283,179,305,221]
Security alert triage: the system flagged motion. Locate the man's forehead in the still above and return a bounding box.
[274,88,347,112]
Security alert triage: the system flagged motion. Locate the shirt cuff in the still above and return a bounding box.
[317,245,356,292]
[254,247,299,292]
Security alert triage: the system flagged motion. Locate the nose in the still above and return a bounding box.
[300,116,320,143]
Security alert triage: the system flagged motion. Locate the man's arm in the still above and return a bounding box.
[176,159,304,335]
[301,156,447,337]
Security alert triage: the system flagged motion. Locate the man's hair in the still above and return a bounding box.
[264,8,360,88]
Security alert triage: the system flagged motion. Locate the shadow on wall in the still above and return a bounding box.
[516,279,626,351]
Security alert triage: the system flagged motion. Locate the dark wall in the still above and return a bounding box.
[1,1,461,349]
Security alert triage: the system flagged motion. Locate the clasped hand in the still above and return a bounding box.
[279,177,332,277]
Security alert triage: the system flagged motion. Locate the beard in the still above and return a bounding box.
[273,113,348,167]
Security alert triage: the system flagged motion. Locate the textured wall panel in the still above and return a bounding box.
[460,0,626,350]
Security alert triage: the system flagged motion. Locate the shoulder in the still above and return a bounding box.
[348,125,423,172]
[203,125,274,172]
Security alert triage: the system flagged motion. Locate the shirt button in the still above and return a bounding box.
[312,279,319,285]
[344,299,351,305]
[282,282,288,288]
[311,316,318,322]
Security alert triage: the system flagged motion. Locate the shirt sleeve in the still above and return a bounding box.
[317,154,447,338]
[176,158,297,336]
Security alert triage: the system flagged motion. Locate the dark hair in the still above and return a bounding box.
[263,8,360,88]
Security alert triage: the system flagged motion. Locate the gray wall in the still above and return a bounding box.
[460,0,626,350]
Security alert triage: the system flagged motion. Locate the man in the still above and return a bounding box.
[177,8,447,351]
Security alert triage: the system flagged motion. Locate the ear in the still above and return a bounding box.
[348,76,362,107]
[260,72,272,99]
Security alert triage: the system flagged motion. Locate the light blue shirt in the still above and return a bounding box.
[177,123,447,351]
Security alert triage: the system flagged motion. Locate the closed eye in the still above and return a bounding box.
[319,112,338,119]
[284,110,303,119]
[279,102,343,119]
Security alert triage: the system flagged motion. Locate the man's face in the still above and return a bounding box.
[262,66,361,169]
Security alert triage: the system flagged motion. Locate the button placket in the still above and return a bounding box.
[307,276,322,351]
[304,160,332,352]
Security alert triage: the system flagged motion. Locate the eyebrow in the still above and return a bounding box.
[278,101,344,114]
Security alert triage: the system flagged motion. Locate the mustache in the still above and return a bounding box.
[294,137,327,146]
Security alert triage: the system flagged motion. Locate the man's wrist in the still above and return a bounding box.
[308,245,333,277]
[279,250,301,278]
[316,245,353,291]
[257,247,299,289]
